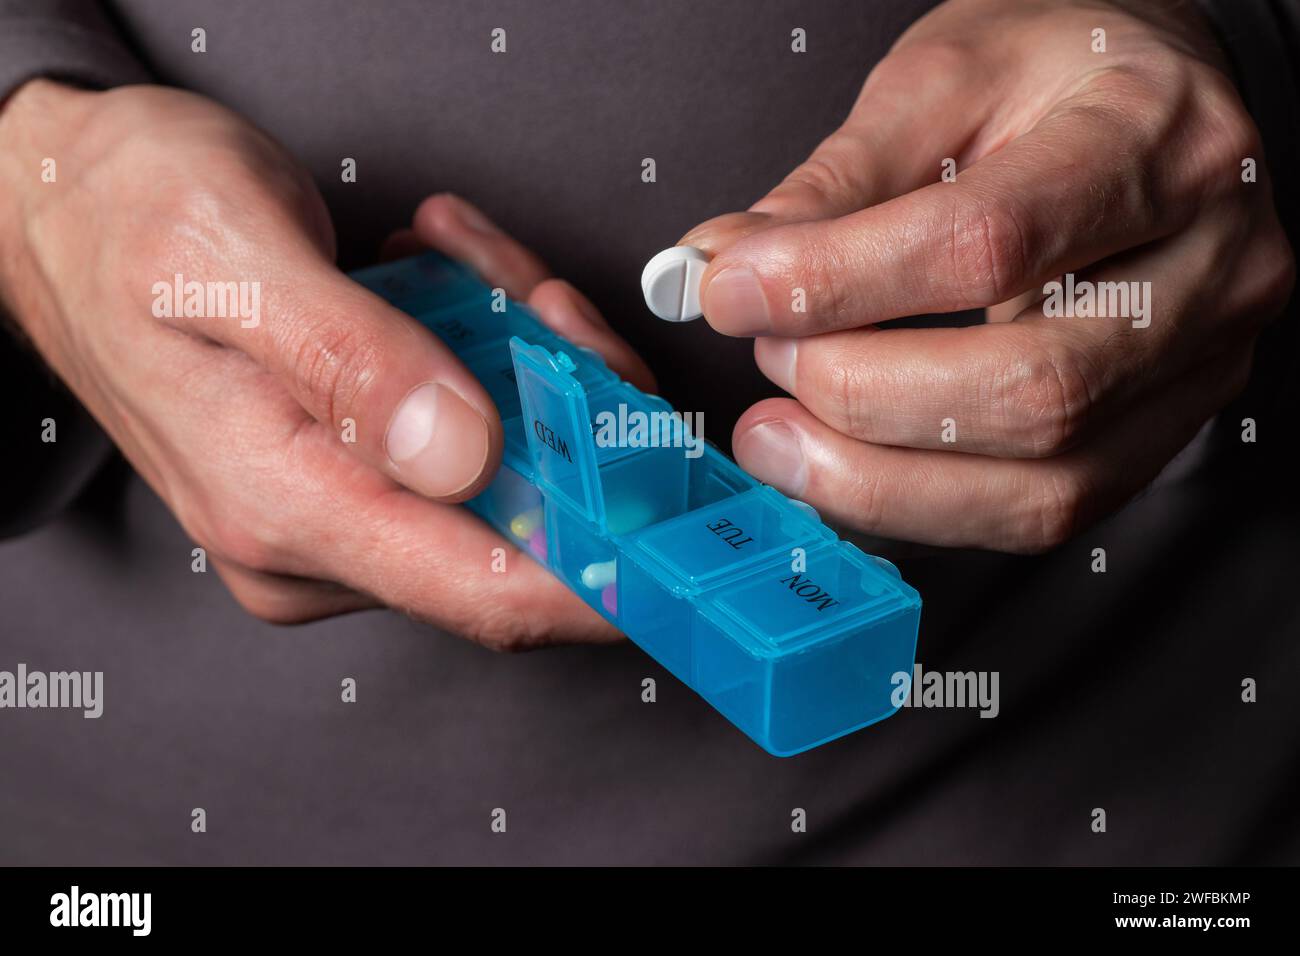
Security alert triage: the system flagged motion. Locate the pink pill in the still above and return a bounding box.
[528,529,548,562]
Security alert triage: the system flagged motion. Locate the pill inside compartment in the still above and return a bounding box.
[533,366,741,614]
[692,542,921,756]
[543,440,757,626]
[468,463,549,564]
[481,341,621,566]
[510,337,749,621]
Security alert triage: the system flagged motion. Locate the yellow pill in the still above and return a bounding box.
[510,508,543,540]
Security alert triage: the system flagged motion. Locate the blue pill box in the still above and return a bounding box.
[351,252,922,755]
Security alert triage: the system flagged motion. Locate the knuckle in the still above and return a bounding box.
[788,236,855,325]
[1217,224,1297,331]
[1151,67,1264,203]
[1198,75,1263,171]
[1249,230,1297,319]
[283,318,381,427]
[1084,60,1175,110]
[466,611,549,654]
[820,349,874,438]
[177,501,282,573]
[450,583,558,653]
[119,190,217,302]
[1071,62,1252,209]
[225,581,312,626]
[998,342,1095,457]
[680,210,769,250]
[779,157,853,213]
[874,39,979,97]
[844,465,887,533]
[1020,469,1087,553]
[776,132,871,214]
[947,197,1030,307]
[211,525,279,573]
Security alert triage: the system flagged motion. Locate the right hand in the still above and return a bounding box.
[0,80,652,647]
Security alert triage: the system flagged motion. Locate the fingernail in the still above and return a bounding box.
[754,337,797,393]
[385,383,491,497]
[737,420,807,496]
[704,266,771,335]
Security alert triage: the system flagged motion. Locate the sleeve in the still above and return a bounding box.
[0,0,152,538]
[0,0,151,100]
[1195,0,1300,463]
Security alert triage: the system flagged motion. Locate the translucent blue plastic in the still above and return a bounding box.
[351,252,922,755]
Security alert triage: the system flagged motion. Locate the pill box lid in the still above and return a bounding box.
[510,336,609,530]
[698,540,921,658]
[412,297,545,357]
[351,251,484,314]
[583,380,678,466]
[627,485,834,593]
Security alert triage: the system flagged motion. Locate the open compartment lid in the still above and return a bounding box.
[510,337,608,530]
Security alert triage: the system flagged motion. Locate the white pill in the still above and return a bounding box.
[580,559,618,591]
[641,246,710,322]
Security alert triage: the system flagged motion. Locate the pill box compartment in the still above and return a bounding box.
[351,251,485,315]
[543,443,756,630]
[468,462,548,563]
[617,486,832,682]
[414,298,552,359]
[693,542,920,755]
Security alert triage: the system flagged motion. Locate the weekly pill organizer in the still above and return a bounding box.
[350,252,922,755]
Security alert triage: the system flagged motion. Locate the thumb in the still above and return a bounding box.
[679,123,916,338]
[277,257,505,501]
[681,127,894,255]
[679,123,922,258]
[160,249,503,502]
[679,50,983,333]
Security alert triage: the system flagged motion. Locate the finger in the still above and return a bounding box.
[699,99,1191,337]
[377,224,657,393]
[377,227,427,263]
[412,193,550,299]
[155,250,503,503]
[153,306,615,646]
[986,286,1046,324]
[211,559,380,625]
[751,216,1249,458]
[526,279,657,393]
[240,417,621,647]
[342,500,622,649]
[754,321,1110,459]
[303,466,622,649]
[680,42,991,257]
[732,348,1251,552]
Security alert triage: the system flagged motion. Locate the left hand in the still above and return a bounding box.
[681,0,1294,552]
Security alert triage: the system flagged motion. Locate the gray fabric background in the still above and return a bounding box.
[1,0,1298,865]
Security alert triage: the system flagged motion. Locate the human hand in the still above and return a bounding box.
[682,0,1294,552]
[0,80,650,644]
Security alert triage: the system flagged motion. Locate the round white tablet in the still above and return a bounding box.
[641,246,710,322]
